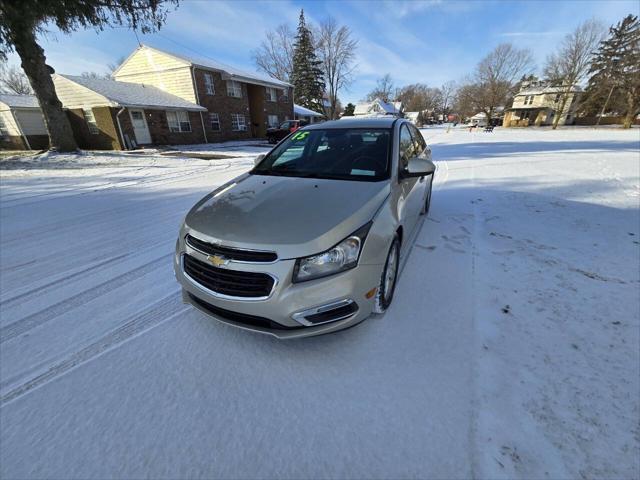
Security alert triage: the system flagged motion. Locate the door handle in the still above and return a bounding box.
[419,176,424,182]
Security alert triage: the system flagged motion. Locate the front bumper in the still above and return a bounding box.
[174,239,382,339]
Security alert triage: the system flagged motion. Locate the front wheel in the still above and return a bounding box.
[373,236,400,314]
[421,177,433,216]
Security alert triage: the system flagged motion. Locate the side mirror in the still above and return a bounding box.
[254,153,266,166]
[402,157,435,178]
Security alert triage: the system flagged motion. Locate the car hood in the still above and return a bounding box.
[184,173,390,258]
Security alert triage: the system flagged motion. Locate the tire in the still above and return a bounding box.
[421,177,433,216]
[373,236,400,314]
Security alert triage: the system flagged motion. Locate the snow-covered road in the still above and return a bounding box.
[1,127,638,479]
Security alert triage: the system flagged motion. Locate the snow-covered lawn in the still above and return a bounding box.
[1,127,638,479]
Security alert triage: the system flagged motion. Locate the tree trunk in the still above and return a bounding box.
[11,26,78,151]
[552,94,569,130]
[622,92,636,129]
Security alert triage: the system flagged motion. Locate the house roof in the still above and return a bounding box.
[116,45,292,89]
[354,98,401,116]
[55,74,206,111]
[294,104,324,117]
[517,84,582,96]
[0,94,40,109]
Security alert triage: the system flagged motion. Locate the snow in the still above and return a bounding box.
[0,94,40,109]
[1,127,638,478]
[294,104,324,117]
[56,74,206,111]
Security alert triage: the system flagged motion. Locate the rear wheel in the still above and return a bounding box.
[373,236,400,314]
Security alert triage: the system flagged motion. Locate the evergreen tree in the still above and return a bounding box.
[290,10,325,113]
[342,102,355,116]
[583,14,640,128]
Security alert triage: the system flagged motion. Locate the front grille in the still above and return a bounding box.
[188,293,302,330]
[186,234,277,262]
[183,254,275,298]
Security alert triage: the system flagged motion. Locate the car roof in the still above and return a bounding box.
[304,116,400,130]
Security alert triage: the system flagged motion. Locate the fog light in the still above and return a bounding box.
[365,287,377,299]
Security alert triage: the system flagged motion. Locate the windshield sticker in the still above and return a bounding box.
[292,131,309,141]
[351,169,375,176]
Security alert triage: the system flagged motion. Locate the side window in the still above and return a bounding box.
[399,124,415,172]
[408,124,426,154]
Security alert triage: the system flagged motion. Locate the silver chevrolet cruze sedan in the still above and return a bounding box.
[174,117,435,338]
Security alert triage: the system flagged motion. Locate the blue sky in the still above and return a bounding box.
[5,0,639,104]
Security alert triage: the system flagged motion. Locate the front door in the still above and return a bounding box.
[129,109,151,145]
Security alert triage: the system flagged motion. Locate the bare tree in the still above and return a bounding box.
[544,19,605,129]
[316,17,357,119]
[252,24,295,82]
[366,73,395,102]
[395,83,442,113]
[0,64,33,94]
[439,80,457,121]
[460,43,534,125]
[107,55,127,76]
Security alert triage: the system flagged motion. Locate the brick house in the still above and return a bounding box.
[0,94,49,150]
[112,45,294,142]
[52,74,207,150]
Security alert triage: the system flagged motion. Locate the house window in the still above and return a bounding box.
[0,116,8,137]
[209,113,221,131]
[283,88,289,99]
[204,73,215,95]
[83,109,99,134]
[231,113,247,131]
[267,114,278,128]
[266,87,277,102]
[554,94,561,103]
[227,80,242,98]
[166,111,192,132]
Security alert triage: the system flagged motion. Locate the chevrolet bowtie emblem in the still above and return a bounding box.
[208,254,229,267]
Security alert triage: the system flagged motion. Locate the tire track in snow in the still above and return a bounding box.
[0,253,171,344]
[0,253,130,306]
[0,161,242,209]
[0,291,188,405]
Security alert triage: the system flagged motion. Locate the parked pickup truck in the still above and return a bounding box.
[266,120,308,144]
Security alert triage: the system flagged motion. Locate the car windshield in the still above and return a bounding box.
[252,128,391,181]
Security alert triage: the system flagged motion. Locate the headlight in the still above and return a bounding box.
[292,222,372,283]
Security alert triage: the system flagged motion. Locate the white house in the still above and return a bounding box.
[0,94,48,150]
[404,111,420,124]
[353,98,403,117]
[294,104,324,124]
[469,112,487,127]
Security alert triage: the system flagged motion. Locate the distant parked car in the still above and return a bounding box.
[267,120,308,144]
